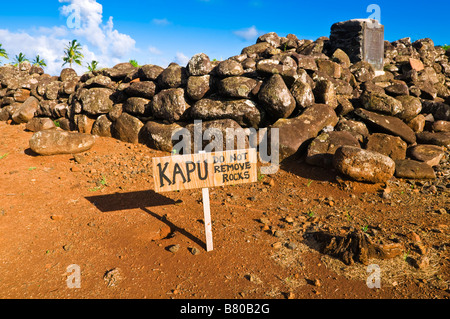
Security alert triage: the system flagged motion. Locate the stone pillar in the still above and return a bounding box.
[329,19,384,72]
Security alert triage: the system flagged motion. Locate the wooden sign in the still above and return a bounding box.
[153,149,258,193]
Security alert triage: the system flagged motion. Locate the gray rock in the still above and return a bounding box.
[395,95,422,122]
[91,115,113,137]
[271,104,339,161]
[217,76,258,98]
[290,78,314,109]
[124,81,156,99]
[360,92,404,116]
[12,96,39,123]
[25,117,56,132]
[141,121,184,152]
[151,88,190,123]
[313,80,338,109]
[187,53,213,76]
[103,62,136,80]
[306,131,360,167]
[354,108,416,144]
[112,113,144,144]
[29,130,95,155]
[123,97,151,116]
[189,98,263,128]
[157,63,188,89]
[333,146,396,183]
[80,88,114,115]
[138,64,165,81]
[335,119,369,143]
[215,59,244,77]
[186,75,211,100]
[258,74,296,119]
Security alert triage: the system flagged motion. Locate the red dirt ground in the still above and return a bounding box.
[0,121,449,300]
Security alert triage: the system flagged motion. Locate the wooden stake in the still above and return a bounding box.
[199,151,214,252]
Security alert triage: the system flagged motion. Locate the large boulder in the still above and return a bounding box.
[112,113,144,144]
[80,88,114,115]
[360,92,404,116]
[138,64,165,81]
[416,132,450,148]
[258,74,296,120]
[217,76,258,98]
[354,108,416,144]
[188,98,263,128]
[12,96,40,123]
[124,81,156,99]
[271,103,338,161]
[141,121,184,152]
[150,88,190,123]
[394,160,436,179]
[103,62,136,80]
[186,75,211,100]
[306,131,360,167]
[366,133,407,160]
[333,146,396,183]
[25,117,56,132]
[187,53,213,76]
[123,97,151,116]
[91,115,113,137]
[157,63,188,89]
[29,130,96,155]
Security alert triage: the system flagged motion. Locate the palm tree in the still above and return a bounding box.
[0,44,8,63]
[13,53,29,66]
[62,39,84,69]
[32,55,47,68]
[87,60,99,72]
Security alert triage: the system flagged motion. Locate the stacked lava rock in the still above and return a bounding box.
[0,31,449,184]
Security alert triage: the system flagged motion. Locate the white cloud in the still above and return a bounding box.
[233,25,260,41]
[152,18,171,26]
[0,0,137,75]
[149,46,163,55]
[175,52,190,66]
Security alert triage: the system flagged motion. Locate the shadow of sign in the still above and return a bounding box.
[85,190,206,248]
[85,190,175,212]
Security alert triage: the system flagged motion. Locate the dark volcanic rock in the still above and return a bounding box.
[394,159,436,179]
[366,133,407,160]
[189,98,263,128]
[306,131,360,167]
[333,146,396,183]
[29,130,95,155]
[354,108,416,144]
[271,104,338,161]
[258,74,296,120]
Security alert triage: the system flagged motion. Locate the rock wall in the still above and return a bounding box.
[1,31,449,183]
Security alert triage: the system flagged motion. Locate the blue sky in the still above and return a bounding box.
[0,0,448,75]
